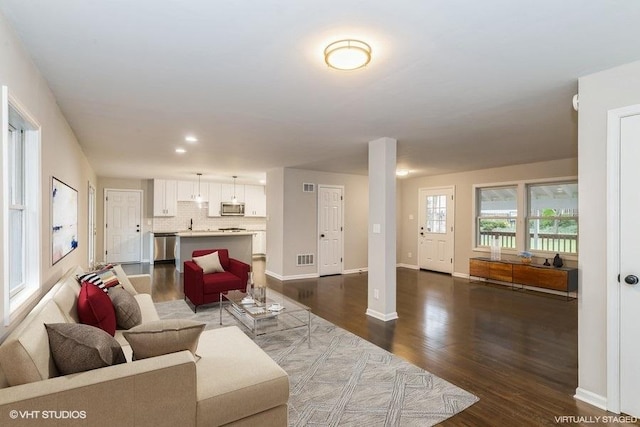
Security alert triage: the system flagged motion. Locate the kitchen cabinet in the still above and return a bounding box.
[177,180,209,202]
[244,185,266,217]
[252,231,266,255]
[469,257,577,298]
[207,183,222,217]
[221,183,244,203]
[153,179,177,217]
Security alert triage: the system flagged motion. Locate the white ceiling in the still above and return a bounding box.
[2,0,640,184]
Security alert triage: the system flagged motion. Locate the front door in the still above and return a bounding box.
[418,187,454,274]
[618,112,640,417]
[318,186,343,276]
[105,189,142,263]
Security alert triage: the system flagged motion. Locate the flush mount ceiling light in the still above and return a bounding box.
[396,169,410,177]
[185,135,198,143]
[324,39,372,71]
[175,148,186,154]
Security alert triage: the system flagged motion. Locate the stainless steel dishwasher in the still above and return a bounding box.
[153,232,176,262]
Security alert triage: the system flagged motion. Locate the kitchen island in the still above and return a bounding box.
[175,231,254,272]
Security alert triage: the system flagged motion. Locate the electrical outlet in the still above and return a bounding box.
[374,289,379,300]
[408,252,412,258]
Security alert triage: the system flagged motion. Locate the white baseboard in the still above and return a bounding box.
[397,263,419,270]
[265,270,284,280]
[343,268,368,274]
[265,270,319,281]
[452,272,469,279]
[365,308,399,322]
[574,388,607,411]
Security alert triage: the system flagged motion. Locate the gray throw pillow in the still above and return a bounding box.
[109,287,142,330]
[45,323,126,375]
[123,319,205,360]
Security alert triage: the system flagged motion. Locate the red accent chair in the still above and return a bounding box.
[183,249,251,312]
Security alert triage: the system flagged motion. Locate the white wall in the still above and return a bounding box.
[266,168,368,279]
[0,11,96,338]
[399,158,578,274]
[266,168,285,276]
[577,59,640,404]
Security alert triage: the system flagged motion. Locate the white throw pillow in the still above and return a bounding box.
[193,251,225,274]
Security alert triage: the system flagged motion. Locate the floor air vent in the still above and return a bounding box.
[296,254,315,266]
[303,183,315,193]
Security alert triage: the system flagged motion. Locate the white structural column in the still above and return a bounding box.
[366,137,398,321]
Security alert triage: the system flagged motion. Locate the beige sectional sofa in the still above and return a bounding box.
[0,266,289,427]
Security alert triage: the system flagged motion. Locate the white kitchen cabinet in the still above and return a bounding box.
[207,182,222,217]
[153,179,177,217]
[221,183,244,203]
[252,231,266,255]
[244,185,266,217]
[177,180,209,202]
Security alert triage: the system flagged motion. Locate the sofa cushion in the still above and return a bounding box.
[0,301,67,386]
[193,251,225,274]
[113,293,160,348]
[109,287,142,330]
[202,272,243,295]
[45,323,126,375]
[77,282,117,336]
[123,319,205,360]
[194,327,289,426]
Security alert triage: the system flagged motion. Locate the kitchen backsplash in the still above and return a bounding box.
[153,202,267,232]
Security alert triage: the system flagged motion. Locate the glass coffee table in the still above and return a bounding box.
[220,289,311,347]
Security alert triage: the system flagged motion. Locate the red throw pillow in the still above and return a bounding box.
[77,282,116,336]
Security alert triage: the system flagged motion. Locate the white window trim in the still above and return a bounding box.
[472,176,578,261]
[2,87,42,326]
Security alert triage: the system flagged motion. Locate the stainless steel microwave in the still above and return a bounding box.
[221,202,245,216]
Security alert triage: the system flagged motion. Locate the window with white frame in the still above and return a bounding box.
[3,92,41,319]
[8,120,26,298]
[527,182,578,254]
[474,179,579,256]
[476,186,518,249]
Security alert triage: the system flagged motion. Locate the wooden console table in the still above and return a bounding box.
[469,257,577,299]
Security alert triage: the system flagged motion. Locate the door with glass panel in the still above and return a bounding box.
[418,187,454,274]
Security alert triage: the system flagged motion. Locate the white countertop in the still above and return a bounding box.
[176,231,255,237]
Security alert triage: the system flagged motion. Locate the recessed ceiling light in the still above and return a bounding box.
[185,135,198,143]
[396,169,410,177]
[324,39,372,71]
[175,148,186,154]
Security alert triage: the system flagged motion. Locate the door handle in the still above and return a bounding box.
[624,275,639,285]
[420,232,424,236]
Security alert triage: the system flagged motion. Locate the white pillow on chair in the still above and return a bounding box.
[193,251,225,274]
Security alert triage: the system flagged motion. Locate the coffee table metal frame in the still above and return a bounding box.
[220,289,311,347]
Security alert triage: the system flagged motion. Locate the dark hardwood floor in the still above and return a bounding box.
[126,261,635,426]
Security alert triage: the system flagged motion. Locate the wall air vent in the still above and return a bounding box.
[303,183,315,193]
[296,254,315,266]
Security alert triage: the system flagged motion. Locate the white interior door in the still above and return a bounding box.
[418,187,454,274]
[618,113,640,417]
[105,189,142,263]
[88,183,96,267]
[318,186,343,276]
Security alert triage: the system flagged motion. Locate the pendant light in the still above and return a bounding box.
[195,173,203,204]
[232,176,238,204]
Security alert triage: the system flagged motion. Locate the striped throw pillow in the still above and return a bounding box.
[77,265,120,293]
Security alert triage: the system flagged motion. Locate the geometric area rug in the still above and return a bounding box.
[155,298,478,427]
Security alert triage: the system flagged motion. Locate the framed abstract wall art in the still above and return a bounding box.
[52,177,78,264]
